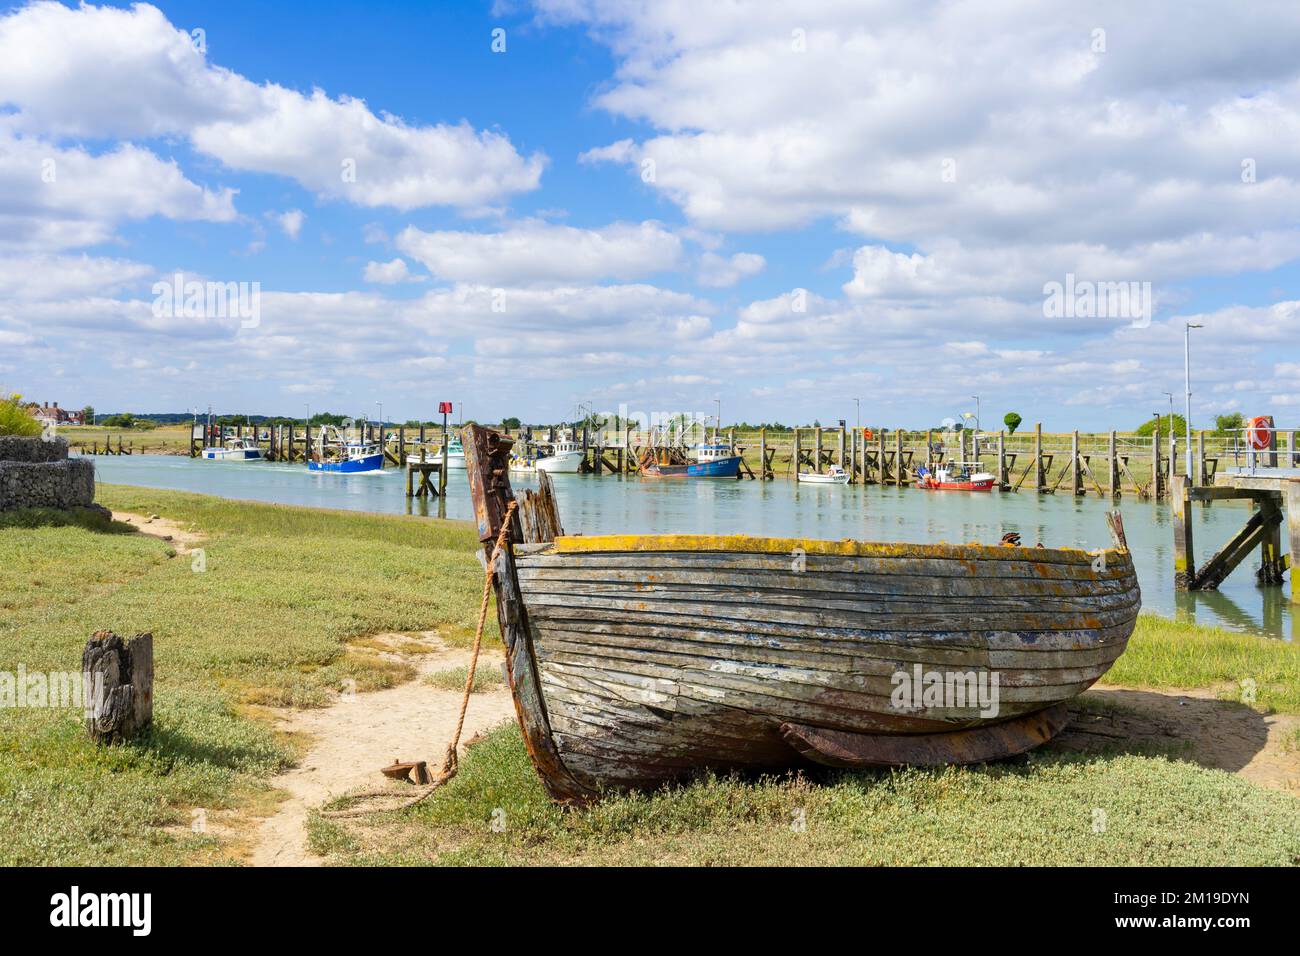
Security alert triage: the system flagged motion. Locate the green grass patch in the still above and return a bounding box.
[312,723,1300,866]
[425,664,504,694]
[1107,615,1300,712]
[0,485,486,864]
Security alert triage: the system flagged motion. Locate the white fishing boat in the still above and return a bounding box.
[444,438,467,470]
[797,465,850,484]
[202,437,263,461]
[537,437,584,474]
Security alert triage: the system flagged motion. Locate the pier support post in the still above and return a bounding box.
[1033,423,1043,493]
[1171,475,1195,590]
[792,428,801,479]
[1108,430,1118,497]
[894,429,903,486]
[837,427,845,470]
[1151,424,1161,499]
[1070,430,1081,496]
[1287,482,1300,603]
[997,431,1006,489]
[877,430,887,484]
[814,426,823,474]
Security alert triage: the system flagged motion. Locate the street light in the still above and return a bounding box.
[1185,322,1203,480]
[376,401,383,442]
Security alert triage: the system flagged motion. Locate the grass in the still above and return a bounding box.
[309,722,1300,866]
[425,664,504,694]
[1107,615,1300,712]
[2,485,1298,866]
[0,485,488,865]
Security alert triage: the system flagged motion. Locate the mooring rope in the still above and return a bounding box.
[319,499,517,820]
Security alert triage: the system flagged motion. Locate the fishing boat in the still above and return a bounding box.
[444,438,466,470]
[798,465,850,484]
[463,425,1139,802]
[308,429,384,474]
[916,462,996,492]
[642,441,743,478]
[536,436,584,474]
[202,437,263,461]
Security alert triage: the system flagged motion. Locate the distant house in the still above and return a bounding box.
[32,402,85,426]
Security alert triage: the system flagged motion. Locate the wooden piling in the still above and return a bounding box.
[1171,475,1195,589]
[1033,423,1043,492]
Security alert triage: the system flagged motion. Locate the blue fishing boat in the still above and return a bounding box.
[642,442,743,478]
[308,440,384,474]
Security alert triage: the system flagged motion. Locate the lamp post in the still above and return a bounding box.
[376,401,383,444]
[714,398,721,442]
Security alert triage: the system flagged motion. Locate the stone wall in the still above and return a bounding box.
[0,437,97,511]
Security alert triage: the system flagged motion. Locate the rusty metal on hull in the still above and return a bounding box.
[463,425,1140,799]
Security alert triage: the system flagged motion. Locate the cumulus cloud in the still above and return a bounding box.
[271,209,304,240]
[0,122,236,251]
[395,220,683,284]
[696,251,765,287]
[557,0,1300,289]
[0,2,544,210]
[364,258,413,284]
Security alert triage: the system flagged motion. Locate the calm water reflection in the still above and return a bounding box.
[88,454,1294,640]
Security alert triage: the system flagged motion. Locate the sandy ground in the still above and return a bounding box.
[112,510,205,554]
[1063,684,1300,792]
[245,632,516,867]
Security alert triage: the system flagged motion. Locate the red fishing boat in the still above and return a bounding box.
[916,462,996,492]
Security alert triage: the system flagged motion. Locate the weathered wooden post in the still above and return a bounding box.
[1151,422,1161,499]
[1071,430,1081,496]
[1171,475,1194,589]
[1033,423,1043,492]
[305,421,313,465]
[1287,483,1300,604]
[1108,430,1118,497]
[814,426,823,473]
[878,430,887,484]
[997,431,1006,489]
[792,428,801,479]
[759,428,768,480]
[894,429,904,486]
[837,428,845,469]
[83,631,153,743]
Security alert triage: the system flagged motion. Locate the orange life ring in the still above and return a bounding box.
[862,428,875,442]
[1247,416,1272,451]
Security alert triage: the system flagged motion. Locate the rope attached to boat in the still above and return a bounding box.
[320,499,517,819]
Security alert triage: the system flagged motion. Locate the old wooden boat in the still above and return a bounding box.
[464,425,1139,802]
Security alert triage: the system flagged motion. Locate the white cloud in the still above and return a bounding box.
[557,0,1300,273]
[395,220,683,284]
[0,122,236,252]
[0,2,544,210]
[271,209,304,240]
[696,251,765,287]
[364,258,413,284]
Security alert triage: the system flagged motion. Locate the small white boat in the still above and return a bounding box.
[798,465,850,484]
[444,439,467,470]
[202,437,263,461]
[537,438,584,474]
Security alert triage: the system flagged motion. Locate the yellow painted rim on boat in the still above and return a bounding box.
[551,533,1117,563]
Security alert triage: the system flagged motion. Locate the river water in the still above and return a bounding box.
[86,454,1295,640]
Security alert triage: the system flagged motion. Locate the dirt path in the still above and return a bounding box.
[246,632,516,867]
[112,510,205,554]
[1063,684,1300,792]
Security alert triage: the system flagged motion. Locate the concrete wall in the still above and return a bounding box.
[0,437,96,511]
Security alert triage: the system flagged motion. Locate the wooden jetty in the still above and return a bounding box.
[1171,429,1300,597]
[464,423,1140,801]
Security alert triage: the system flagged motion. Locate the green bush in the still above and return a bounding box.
[0,393,42,437]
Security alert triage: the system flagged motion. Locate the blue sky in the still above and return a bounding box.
[2,0,1299,430]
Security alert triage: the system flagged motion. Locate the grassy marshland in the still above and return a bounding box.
[1,487,1297,866]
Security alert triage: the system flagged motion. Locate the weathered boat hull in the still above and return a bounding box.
[462,425,1140,802]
